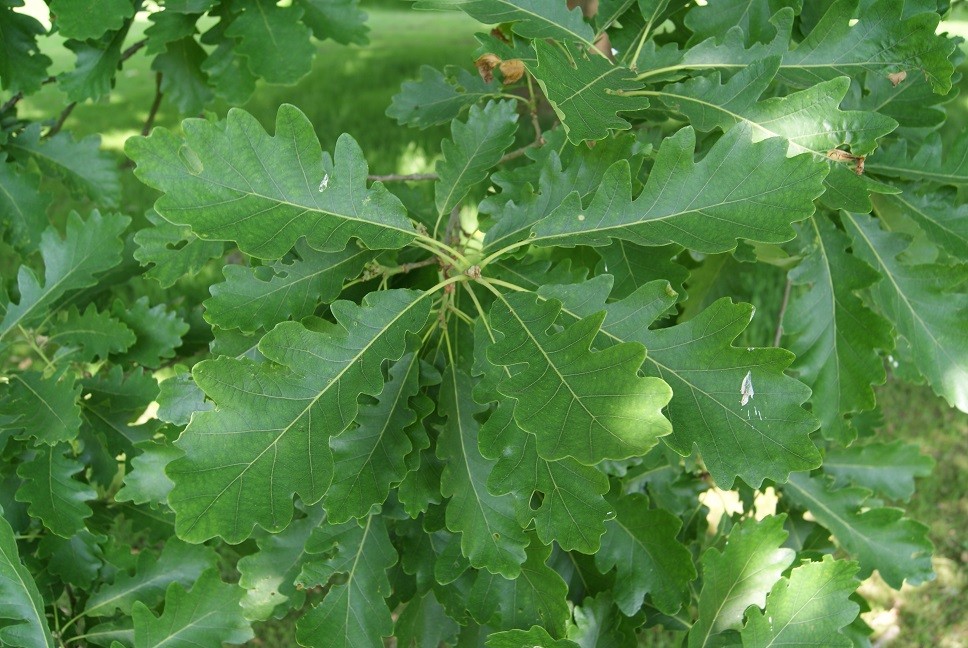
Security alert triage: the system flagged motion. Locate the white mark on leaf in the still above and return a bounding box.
[577,214,585,221]
[740,370,754,406]
[318,174,329,191]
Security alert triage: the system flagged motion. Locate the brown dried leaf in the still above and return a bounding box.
[476,53,501,83]
[887,70,907,87]
[499,59,525,84]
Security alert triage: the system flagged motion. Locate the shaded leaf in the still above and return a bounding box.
[0,370,81,445]
[110,297,189,369]
[156,373,211,427]
[238,505,326,621]
[295,516,396,648]
[59,26,129,102]
[47,304,136,363]
[387,65,502,129]
[0,511,54,648]
[132,568,253,647]
[84,540,217,617]
[168,289,432,542]
[0,211,129,340]
[784,215,894,444]
[115,441,181,507]
[437,366,528,578]
[49,0,133,40]
[7,125,121,207]
[0,1,51,94]
[876,190,968,259]
[533,41,648,143]
[428,0,595,44]
[594,492,695,615]
[226,0,315,84]
[0,159,49,250]
[325,351,422,522]
[151,36,213,115]
[204,240,372,333]
[867,131,968,186]
[296,0,368,46]
[783,472,933,588]
[436,100,518,218]
[396,590,461,648]
[37,528,105,588]
[823,440,934,502]
[15,444,96,537]
[843,212,968,412]
[688,515,795,648]
[487,626,579,648]
[133,212,225,288]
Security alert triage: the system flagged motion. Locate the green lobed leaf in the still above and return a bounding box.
[740,556,860,647]
[387,65,503,129]
[395,590,461,648]
[595,242,688,303]
[238,505,326,621]
[0,1,51,94]
[688,515,795,648]
[650,57,896,212]
[822,440,934,502]
[15,443,96,537]
[479,400,611,554]
[295,515,397,647]
[783,472,934,588]
[296,0,368,46]
[126,105,418,259]
[132,568,253,647]
[204,240,373,333]
[567,592,639,648]
[423,0,595,44]
[875,189,968,260]
[115,441,181,507]
[84,540,217,617]
[777,0,955,94]
[151,36,214,115]
[436,100,519,218]
[167,288,432,542]
[47,304,136,363]
[487,627,579,648]
[7,125,122,207]
[37,528,105,589]
[0,370,81,444]
[133,212,225,288]
[468,541,570,635]
[226,0,315,84]
[79,366,160,454]
[784,215,894,444]
[683,0,798,46]
[531,124,827,252]
[541,276,822,487]
[437,366,529,577]
[145,10,199,55]
[0,158,49,250]
[867,131,968,186]
[110,297,190,369]
[0,211,129,340]
[843,212,968,413]
[532,41,649,143]
[482,134,642,253]
[201,38,257,105]
[49,0,133,40]
[58,19,134,102]
[156,373,211,427]
[325,351,423,522]
[0,511,54,648]
[487,289,672,464]
[594,492,695,616]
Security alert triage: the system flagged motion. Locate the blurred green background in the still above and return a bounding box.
[14,0,968,645]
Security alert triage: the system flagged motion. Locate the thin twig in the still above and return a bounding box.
[773,277,793,347]
[445,205,461,246]
[526,73,544,145]
[45,101,77,137]
[119,37,148,64]
[142,72,164,136]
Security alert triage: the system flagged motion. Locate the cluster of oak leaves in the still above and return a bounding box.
[0,0,966,647]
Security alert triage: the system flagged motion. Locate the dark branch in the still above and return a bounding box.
[142,72,164,136]
[45,102,77,138]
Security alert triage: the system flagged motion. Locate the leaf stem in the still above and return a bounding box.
[478,238,532,268]
[412,237,465,268]
[478,276,528,294]
[45,102,77,138]
[773,276,793,347]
